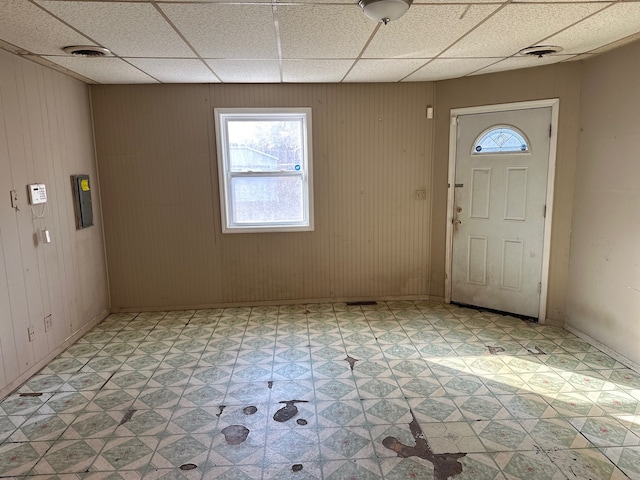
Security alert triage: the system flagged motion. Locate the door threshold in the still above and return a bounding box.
[450,302,538,323]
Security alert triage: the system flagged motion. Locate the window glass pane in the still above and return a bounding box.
[227,120,303,172]
[474,127,529,154]
[230,176,303,224]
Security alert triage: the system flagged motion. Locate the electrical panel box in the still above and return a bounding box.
[71,175,93,229]
[28,184,47,204]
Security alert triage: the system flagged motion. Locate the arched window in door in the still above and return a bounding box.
[472,125,529,154]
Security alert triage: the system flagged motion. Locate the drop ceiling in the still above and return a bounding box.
[1,0,640,84]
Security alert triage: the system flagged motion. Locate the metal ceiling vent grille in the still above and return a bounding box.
[518,45,564,58]
[62,46,111,57]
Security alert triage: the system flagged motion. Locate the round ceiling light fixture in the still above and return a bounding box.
[518,45,564,58]
[62,45,112,57]
[359,0,413,25]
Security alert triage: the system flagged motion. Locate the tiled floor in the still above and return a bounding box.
[1,301,640,479]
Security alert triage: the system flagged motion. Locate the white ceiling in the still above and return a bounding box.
[1,0,640,84]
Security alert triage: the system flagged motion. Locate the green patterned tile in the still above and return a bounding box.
[21,374,69,393]
[0,394,50,415]
[167,407,219,434]
[440,376,487,396]
[274,348,310,362]
[547,448,628,480]
[134,387,182,409]
[33,439,102,474]
[454,395,512,421]
[398,377,443,398]
[604,446,640,478]
[379,457,433,480]
[154,434,213,469]
[63,411,120,439]
[38,391,95,414]
[10,414,73,441]
[357,377,402,399]
[180,385,227,407]
[148,369,191,388]
[263,462,322,480]
[115,409,171,437]
[521,418,591,449]
[317,401,366,427]
[312,361,350,379]
[497,394,557,419]
[266,429,320,463]
[363,398,412,424]
[473,420,534,451]
[86,389,137,411]
[66,372,112,391]
[315,379,358,400]
[319,427,373,459]
[410,397,462,423]
[570,416,640,447]
[495,450,564,479]
[0,441,49,476]
[92,436,157,471]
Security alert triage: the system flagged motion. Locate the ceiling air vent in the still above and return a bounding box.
[62,46,111,57]
[518,45,563,58]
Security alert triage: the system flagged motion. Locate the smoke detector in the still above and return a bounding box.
[62,45,111,57]
[518,45,563,58]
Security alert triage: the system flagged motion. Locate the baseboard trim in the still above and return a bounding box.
[110,295,438,313]
[565,324,640,374]
[0,308,110,400]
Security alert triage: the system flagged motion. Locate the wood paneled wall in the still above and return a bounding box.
[0,50,109,397]
[91,83,435,310]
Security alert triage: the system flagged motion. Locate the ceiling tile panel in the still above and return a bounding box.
[126,59,220,83]
[404,57,500,81]
[443,3,608,58]
[205,59,280,83]
[540,3,640,55]
[363,4,500,59]
[42,56,158,83]
[36,1,194,57]
[344,59,428,82]
[471,54,575,75]
[161,4,278,59]
[278,5,375,59]
[0,0,93,55]
[282,59,353,82]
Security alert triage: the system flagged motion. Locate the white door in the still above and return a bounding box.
[451,107,552,318]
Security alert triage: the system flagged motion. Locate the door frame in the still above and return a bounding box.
[445,99,560,323]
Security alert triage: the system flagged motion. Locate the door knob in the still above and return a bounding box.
[453,219,462,225]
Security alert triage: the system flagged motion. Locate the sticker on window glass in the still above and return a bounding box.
[295,165,301,171]
[473,126,529,154]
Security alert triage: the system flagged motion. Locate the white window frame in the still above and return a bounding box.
[214,107,314,233]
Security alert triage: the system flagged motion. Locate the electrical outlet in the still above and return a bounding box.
[415,189,427,201]
[10,190,19,210]
[27,326,35,342]
[44,314,53,332]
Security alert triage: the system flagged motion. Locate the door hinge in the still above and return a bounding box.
[549,124,552,138]
[538,282,542,293]
[543,205,546,218]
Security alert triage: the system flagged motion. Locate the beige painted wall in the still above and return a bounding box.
[0,50,109,397]
[91,83,435,310]
[432,62,583,325]
[566,41,640,366]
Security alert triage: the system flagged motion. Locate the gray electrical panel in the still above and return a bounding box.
[71,175,93,229]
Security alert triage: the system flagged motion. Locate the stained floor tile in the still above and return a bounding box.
[0,302,638,479]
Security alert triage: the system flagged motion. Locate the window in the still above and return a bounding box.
[473,126,529,154]
[215,108,313,233]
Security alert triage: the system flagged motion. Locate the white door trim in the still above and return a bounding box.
[445,99,559,323]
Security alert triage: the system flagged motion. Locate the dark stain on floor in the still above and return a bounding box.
[487,346,505,355]
[179,463,197,471]
[296,418,308,426]
[267,381,273,389]
[528,346,546,355]
[216,405,226,417]
[19,392,42,397]
[118,409,136,426]
[273,400,308,422]
[221,425,250,445]
[345,355,359,371]
[383,410,466,480]
[243,405,257,415]
[292,464,303,472]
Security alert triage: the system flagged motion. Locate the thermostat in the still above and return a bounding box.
[28,184,47,204]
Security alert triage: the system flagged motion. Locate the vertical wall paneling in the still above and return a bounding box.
[92,83,434,310]
[0,49,109,397]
